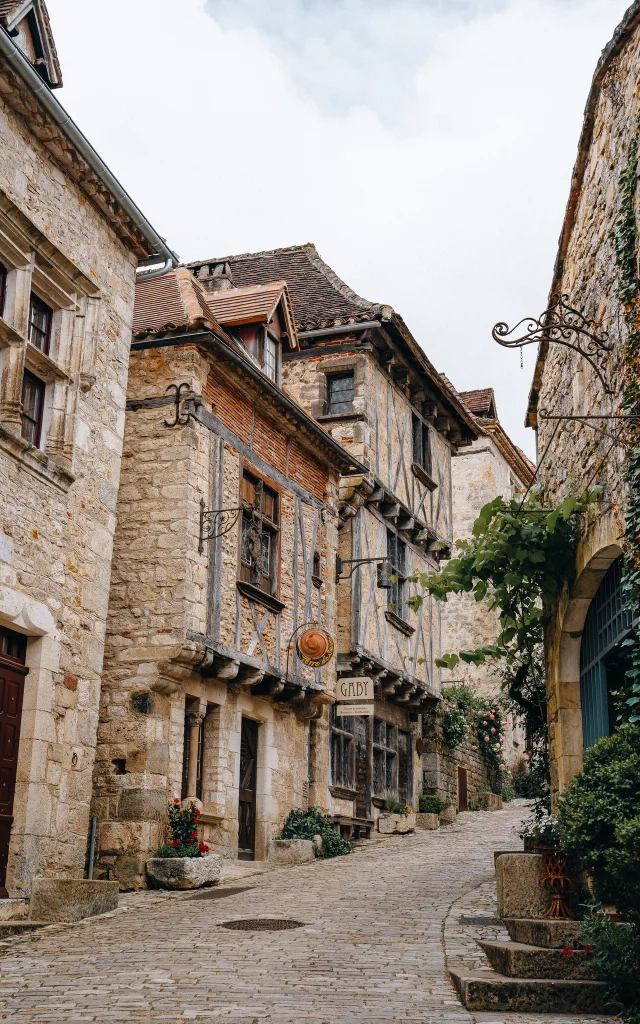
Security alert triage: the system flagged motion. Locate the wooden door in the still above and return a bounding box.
[0,657,27,896]
[457,766,469,812]
[238,717,258,860]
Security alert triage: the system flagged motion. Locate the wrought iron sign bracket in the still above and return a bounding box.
[335,556,393,587]
[492,294,615,394]
[164,382,202,428]
[198,499,244,554]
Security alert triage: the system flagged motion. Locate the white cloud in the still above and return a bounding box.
[48,0,631,455]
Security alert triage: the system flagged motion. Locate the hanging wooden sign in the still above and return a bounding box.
[336,676,374,702]
[296,628,335,668]
[336,704,374,717]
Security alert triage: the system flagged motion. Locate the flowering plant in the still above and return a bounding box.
[475,698,507,781]
[156,799,210,858]
[518,808,562,848]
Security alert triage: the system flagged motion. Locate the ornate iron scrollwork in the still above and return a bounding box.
[492,294,614,394]
[198,499,243,554]
[164,382,196,427]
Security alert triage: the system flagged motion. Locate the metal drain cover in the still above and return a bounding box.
[220,918,304,931]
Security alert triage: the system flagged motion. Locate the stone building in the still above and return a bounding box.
[0,3,175,897]
[439,387,534,772]
[92,267,363,885]
[525,2,640,795]
[186,245,479,826]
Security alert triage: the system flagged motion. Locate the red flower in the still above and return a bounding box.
[198,840,209,854]
[561,946,573,959]
[171,839,180,847]
[190,832,198,839]
[583,945,592,955]
[194,809,201,818]
[174,798,180,804]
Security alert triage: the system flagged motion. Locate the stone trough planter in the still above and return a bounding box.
[377,812,416,834]
[269,839,316,865]
[146,853,223,890]
[415,812,440,830]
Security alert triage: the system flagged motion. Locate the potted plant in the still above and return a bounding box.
[146,800,223,890]
[377,791,416,834]
[519,810,575,919]
[416,794,444,830]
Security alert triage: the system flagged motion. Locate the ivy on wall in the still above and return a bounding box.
[612,121,640,724]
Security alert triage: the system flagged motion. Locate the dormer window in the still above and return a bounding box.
[28,294,52,354]
[235,325,280,383]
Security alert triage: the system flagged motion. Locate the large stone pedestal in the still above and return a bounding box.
[29,879,119,922]
[495,853,551,919]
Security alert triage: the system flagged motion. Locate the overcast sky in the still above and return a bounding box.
[49,0,631,457]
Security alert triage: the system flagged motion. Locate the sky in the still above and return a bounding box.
[48,0,632,457]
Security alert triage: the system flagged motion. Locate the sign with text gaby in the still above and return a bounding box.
[336,677,374,702]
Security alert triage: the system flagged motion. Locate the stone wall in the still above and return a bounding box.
[533,21,639,793]
[0,91,137,896]
[421,727,491,813]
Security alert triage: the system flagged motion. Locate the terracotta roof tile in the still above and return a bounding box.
[132,267,223,339]
[187,244,382,333]
[459,388,497,417]
[204,280,299,350]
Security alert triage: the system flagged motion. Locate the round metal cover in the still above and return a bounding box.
[296,628,334,667]
[220,918,304,931]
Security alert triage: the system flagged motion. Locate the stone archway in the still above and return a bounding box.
[550,543,623,796]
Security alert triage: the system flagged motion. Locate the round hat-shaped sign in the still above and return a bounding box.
[297,628,335,667]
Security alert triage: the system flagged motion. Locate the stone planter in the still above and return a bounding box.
[496,852,551,919]
[415,812,439,830]
[439,804,457,825]
[146,854,223,890]
[29,880,119,922]
[269,839,315,865]
[476,792,503,811]
[377,812,416,834]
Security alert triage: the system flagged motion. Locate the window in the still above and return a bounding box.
[239,471,279,595]
[28,294,53,354]
[373,718,397,796]
[386,529,407,620]
[0,625,27,664]
[0,262,6,318]
[21,370,45,447]
[312,550,322,587]
[412,413,432,475]
[331,705,354,789]
[326,371,354,415]
[236,325,280,383]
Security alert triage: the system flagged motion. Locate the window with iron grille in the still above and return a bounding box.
[373,718,397,796]
[239,471,279,596]
[21,370,45,447]
[0,262,6,319]
[28,294,52,354]
[386,529,407,620]
[331,704,355,789]
[326,371,354,415]
[412,413,432,475]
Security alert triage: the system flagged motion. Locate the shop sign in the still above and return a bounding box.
[336,676,374,702]
[336,704,374,717]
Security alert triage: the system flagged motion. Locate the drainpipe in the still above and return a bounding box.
[0,26,178,268]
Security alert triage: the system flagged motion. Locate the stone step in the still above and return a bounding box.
[503,917,582,949]
[0,899,28,922]
[479,939,595,980]
[450,968,609,1014]
[0,921,50,938]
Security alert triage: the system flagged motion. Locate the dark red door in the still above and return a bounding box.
[238,718,258,860]
[457,766,469,812]
[0,647,27,897]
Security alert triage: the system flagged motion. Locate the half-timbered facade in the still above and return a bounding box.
[188,246,479,824]
[93,268,364,886]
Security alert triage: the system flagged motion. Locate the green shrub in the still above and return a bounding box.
[419,794,445,814]
[279,807,352,858]
[512,751,550,800]
[557,725,640,918]
[442,706,469,747]
[500,777,516,803]
[579,909,640,1023]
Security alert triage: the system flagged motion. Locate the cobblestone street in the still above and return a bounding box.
[0,805,608,1024]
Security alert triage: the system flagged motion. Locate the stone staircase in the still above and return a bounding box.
[450,917,609,1014]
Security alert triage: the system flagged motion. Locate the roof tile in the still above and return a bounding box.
[132,267,223,339]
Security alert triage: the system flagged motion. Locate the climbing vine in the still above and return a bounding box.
[612,123,640,724]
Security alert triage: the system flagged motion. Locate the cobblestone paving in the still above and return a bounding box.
[0,805,610,1023]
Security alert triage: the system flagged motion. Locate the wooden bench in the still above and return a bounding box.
[329,814,374,841]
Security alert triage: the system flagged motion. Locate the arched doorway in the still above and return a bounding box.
[579,556,633,749]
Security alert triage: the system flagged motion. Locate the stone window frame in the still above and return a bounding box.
[309,355,366,423]
[0,191,102,486]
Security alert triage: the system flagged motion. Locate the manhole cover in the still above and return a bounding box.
[220,918,304,931]
[189,886,254,902]
[458,916,502,926]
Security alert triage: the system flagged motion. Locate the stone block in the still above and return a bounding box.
[479,939,595,980]
[415,813,439,830]
[118,788,167,821]
[439,804,457,825]
[496,852,551,919]
[146,854,223,890]
[29,879,119,922]
[450,968,608,1014]
[377,813,416,834]
[269,839,316,865]
[476,792,503,811]
[504,917,582,949]
[0,898,28,921]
